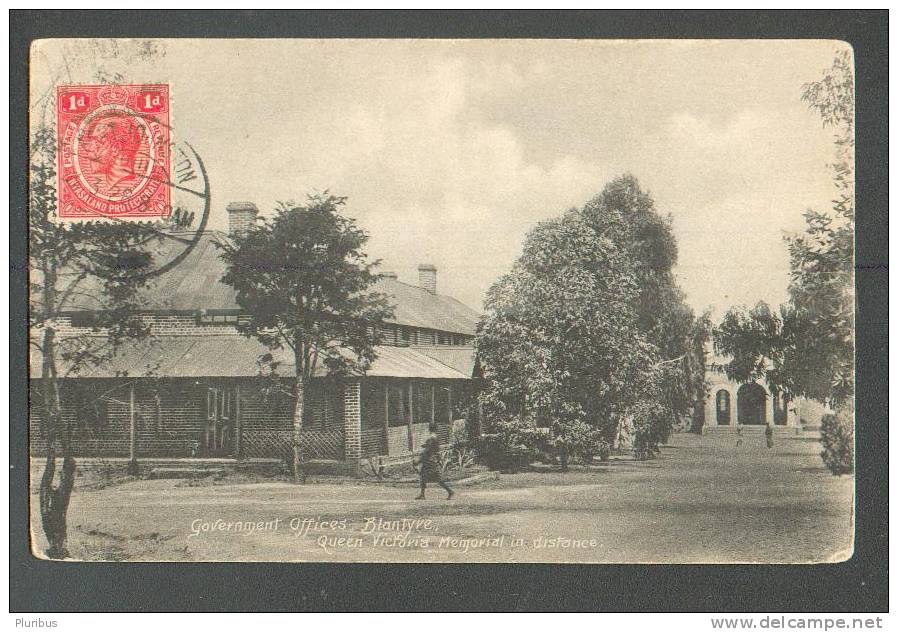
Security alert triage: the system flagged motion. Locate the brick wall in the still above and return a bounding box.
[226,203,259,236]
[49,314,250,338]
[343,380,362,468]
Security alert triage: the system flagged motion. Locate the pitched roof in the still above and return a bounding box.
[370,277,479,335]
[410,346,479,378]
[29,336,469,380]
[59,230,480,335]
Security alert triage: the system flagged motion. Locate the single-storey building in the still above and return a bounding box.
[29,203,482,473]
[702,347,827,431]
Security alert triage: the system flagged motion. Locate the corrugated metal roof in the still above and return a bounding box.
[370,278,479,335]
[59,230,480,334]
[410,346,479,378]
[30,336,468,380]
[363,346,466,379]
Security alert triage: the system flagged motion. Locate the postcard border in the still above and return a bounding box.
[10,9,888,613]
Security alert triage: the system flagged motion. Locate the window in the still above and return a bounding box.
[401,327,411,345]
[198,312,239,325]
[715,390,731,425]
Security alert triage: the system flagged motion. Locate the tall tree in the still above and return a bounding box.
[29,40,175,558]
[30,122,157,558]
[477,175,701,461]
[581,177,707,432]
[217,195,394,481]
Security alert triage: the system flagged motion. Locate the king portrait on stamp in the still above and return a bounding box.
[56,83,170,221]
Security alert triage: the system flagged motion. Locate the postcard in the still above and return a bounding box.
[28,38,855,563]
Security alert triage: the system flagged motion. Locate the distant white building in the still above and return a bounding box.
[702,348,827,431]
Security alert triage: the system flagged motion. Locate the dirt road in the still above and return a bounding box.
[29,431,854,563]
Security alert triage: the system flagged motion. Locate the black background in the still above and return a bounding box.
[9,10,888,613]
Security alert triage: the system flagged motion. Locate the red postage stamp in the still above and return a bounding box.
[56,84,171,222]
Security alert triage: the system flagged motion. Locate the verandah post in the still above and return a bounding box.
[431,383,436,427]
[234,383,242,460]
[477,401,485,438]
[342,379,362,475]
[127,383,138,475]
[407,381,414,452]
[382,380,390,455]
[447,382,453,442]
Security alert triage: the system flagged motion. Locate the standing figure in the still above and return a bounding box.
[735,420,744,447]
[765,422,774,449]
[414,425,454,500]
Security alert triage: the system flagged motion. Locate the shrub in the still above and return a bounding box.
[450,426,469,449]
[453,445,476,472]
[820,410,854,475]
[630,400,668,460]
[438,429,477,474]
[632,434,657,461]
[551,420,588,468]
[580,430,611,463]
[478,417,540,472]
[550,420,609,465]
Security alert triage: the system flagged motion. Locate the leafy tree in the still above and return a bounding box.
[714,301,786,386]
[217,195,394,481]
[29,40,176,558]
[30,122,158,559]
[476,175,701,464]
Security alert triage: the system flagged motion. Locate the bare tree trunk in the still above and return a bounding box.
[291,377,306,484]
[38,327,77,559]
[613,414,626,452]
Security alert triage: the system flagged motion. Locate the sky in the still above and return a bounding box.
[32,38,849,318]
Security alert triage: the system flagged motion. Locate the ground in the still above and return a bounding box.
[29,430,854,563]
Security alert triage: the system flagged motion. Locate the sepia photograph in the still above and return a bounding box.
[25,35,858,567]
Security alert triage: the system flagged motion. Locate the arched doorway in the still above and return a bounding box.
[715,390,731,425]
[737,383,767,425]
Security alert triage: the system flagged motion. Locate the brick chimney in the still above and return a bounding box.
[226,202,258,237]
[417,264,437,294]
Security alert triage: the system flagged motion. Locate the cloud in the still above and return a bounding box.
[275,57,612,310]
[31,39,843,318]
[630,108,836,318]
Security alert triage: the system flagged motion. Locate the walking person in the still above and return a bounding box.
[765,421,774,449]
[414,425,454,500]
